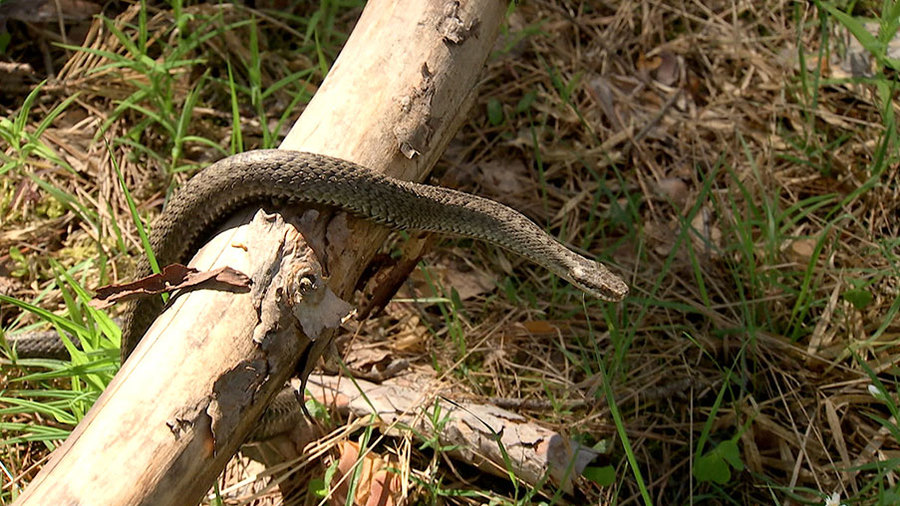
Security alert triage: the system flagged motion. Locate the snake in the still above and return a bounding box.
[6,150,628,432]
[116,149,627,357]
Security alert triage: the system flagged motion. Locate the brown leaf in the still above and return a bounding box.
[331,441,402,506]
[344,347,392,372]
[90,264,251,309]
[789,238,816,262]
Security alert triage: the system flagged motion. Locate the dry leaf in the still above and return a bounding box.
[344,347,392,372]
[91,264,250,309]
[331,441,402,506]
[789,238,816,262]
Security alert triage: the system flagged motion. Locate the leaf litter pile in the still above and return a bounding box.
[1,1,899,504]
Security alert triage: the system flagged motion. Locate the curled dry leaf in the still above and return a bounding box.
[343,347,391,371]
[90,264,251,309]
[331,440,402,506]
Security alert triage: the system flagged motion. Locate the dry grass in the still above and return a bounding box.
[2,0,899,504]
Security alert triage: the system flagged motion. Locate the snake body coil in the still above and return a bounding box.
[14,150,628,360]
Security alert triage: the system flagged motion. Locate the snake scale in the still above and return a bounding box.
[7,150,628,434]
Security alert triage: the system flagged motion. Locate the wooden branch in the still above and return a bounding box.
[13,1,506,504]
[304,373,601,494]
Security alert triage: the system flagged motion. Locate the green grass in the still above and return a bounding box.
[0,262,120,449]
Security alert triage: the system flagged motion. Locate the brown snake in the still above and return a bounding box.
[10,150,628,362]
[118,150,627,357]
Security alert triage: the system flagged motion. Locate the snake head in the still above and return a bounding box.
[567,259,628,302]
